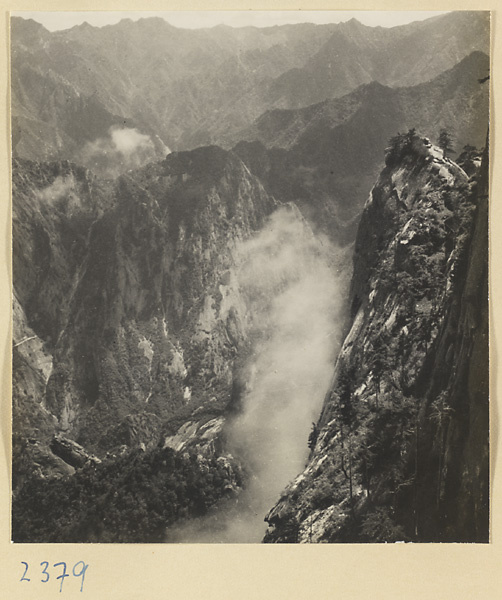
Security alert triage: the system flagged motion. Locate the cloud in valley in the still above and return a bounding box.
[168,205,351,542]
[35,174,76,203]
[77,126,158,178]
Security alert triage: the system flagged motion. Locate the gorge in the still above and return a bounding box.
[10,11,490,544]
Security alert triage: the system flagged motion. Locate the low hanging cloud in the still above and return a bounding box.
[77,126,158,178]
[35,174,76,203]
[110,127,152,155]
[226,206,349,541]
[168,205,351,542]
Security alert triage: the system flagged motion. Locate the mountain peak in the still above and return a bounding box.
[161,145,233,182]
[10,16,50,36]
[136,16,176,30]
[343,17,364,27]
[338,17,371,34]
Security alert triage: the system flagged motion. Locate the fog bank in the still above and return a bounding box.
[169,205,350,542]
[225,205,349,541]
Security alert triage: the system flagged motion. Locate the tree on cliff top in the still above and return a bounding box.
[438,129,455,158]
[385,128,419,167]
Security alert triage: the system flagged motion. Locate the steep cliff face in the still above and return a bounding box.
[13,147,279,465]
[12,145,346,543]
[264,133,488,543]
[12,159,109,343]
[12,160,112,486]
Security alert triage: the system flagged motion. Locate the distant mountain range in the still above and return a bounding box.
[11,12,489,160]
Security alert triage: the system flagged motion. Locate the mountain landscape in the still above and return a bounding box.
[11,11,490,543]
[11,12,489,158]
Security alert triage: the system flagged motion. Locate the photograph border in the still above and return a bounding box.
[1,0,500,598]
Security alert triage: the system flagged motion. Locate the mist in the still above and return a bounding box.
[35,174,76,203]
[169,204,350,542]
[77,126,160,178]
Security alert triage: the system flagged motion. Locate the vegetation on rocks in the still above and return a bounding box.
[264,133,488,543]
[12,446,242,543]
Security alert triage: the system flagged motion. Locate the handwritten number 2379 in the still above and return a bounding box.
[20,561,88,592]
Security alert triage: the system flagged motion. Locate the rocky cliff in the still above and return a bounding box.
[12,146,280,477]
[12,159,112,486]
[45,146,279,450]
[264,132,489,543]
[12,141,350,542]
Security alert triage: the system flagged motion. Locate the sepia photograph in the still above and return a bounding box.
[10,9,490,545]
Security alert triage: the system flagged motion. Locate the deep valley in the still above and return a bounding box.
[11,11,490,544]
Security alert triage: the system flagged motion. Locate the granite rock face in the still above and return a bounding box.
[12,147,279,474]
[264,134,489,543]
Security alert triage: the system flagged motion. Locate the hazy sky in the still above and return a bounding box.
[12,11,450,31]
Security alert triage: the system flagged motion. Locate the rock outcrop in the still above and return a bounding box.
[50,434,102,469]
[264,133,489,543]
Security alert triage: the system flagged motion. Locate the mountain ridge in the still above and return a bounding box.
[11,11,489,161]
[263,133,489,543]
[232,50,489,244]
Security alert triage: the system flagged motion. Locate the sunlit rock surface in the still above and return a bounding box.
[264,135,489,543]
